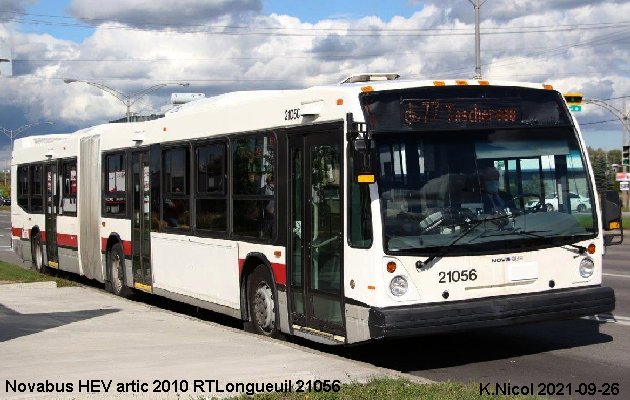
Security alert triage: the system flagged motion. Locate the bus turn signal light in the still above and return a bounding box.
[357,174,375,183]
[386,261,397,273]
[609,221,620,230]
[587,244,596,255]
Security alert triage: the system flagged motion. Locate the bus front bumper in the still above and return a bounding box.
[368,286,615,339]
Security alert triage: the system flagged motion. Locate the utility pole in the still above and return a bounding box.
[469,0,487,79]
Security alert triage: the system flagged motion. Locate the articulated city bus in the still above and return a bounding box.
[11,75,623,344]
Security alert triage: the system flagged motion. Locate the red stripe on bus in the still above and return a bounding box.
[40,231,46,241]
[101,237,133,257]
[11,227,22,237]
[57,233,78,248]
[238,258,286,286]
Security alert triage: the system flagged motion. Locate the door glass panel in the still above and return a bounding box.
[290,146,304,315]
[310,144,341,293]
[132,153,151,285]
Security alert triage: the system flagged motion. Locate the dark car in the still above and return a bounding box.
[3,197,10,206]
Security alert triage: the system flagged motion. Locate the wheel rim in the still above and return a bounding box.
[546,204,553,212]
[253,281,275,334]
[111,252,124,294]
[35,243,43,271]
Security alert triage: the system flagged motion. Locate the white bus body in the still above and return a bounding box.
[11,76,615,344]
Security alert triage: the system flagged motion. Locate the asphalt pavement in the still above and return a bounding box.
[1,210,629,399]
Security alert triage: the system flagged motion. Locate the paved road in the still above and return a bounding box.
[2,211,629,399]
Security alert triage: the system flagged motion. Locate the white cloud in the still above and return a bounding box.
[66,0,262,27]
[0,1,628,149]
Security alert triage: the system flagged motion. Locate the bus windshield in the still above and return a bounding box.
[374,127,597,254]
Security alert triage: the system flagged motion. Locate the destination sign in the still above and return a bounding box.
[403,99,520,127]
[359,86,572,132]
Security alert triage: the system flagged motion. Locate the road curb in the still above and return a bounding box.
[0,281,57,290]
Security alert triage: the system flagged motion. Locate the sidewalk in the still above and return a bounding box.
[0,284,428,399]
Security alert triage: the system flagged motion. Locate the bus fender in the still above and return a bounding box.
[239,252,278,322]
[104,233,123,283]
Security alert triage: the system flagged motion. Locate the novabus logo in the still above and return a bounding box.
[491,255,524,263]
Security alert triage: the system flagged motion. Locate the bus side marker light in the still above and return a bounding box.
[456,80,468,85]
[350,280,355,289]
[609,221,620,230]
[543,84,554,90]
[361,86,374,93]
[587,244,596,255]
[367,285,376,290]
[102,221,106,227]
[386,261,397,273]
[478,80,490,85]
[337,99,344,105]
[433,80,446,86]
[163,127,167,132]
[274,250,281,258]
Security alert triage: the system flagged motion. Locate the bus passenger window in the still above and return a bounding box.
[104,153,126,216]
[30,164,44,213]
[232,134,275,239]
[196,142,227,232]
[61,159,77,214]
[17,165,29,210]
[162,147,190,230]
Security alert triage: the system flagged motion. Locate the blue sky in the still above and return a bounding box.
[1,0,628,156]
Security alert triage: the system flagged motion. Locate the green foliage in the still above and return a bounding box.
[587,147,617,193]
[0,261,76,287]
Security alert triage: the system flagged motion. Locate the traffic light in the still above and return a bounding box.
[623,145,630,166]
[563,93,583,105]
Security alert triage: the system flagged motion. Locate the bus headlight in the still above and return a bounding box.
[390,276,408,296]
[579,258,595,278]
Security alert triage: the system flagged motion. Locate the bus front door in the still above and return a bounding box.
[288,131,345,340]
[44,160,60,269]
[131,151,152,292]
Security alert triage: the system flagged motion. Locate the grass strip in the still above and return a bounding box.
[0,261,76,287]
[221,378,548,400]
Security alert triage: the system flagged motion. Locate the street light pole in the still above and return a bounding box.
[468,0,487,80]
[1,121,54,152]
[64,79,190,122]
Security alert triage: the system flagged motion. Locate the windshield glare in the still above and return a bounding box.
[375,128,597,253]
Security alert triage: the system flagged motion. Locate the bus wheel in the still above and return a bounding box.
[31,234,45,273]
[247,266,280,338]
[107,243,131,297]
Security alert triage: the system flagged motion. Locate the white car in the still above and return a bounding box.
[526,192,591,212]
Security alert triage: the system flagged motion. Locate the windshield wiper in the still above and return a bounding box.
[417,214,509,267]
[512,229,587,254]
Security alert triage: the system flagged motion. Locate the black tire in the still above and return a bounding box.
[107,242,131,297]
[577,204,587,213]
[246,266,280,338]
[546,203,554,212]
[31,233,45,273]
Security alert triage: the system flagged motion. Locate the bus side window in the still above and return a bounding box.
[162,146,190,230]
[195,141,227,233]
[17,165,29,210]
[61,159,77,215]
[232,133,276,240]
[104,153,127,216]
[30,164,44,213]
[348,150,373,248]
